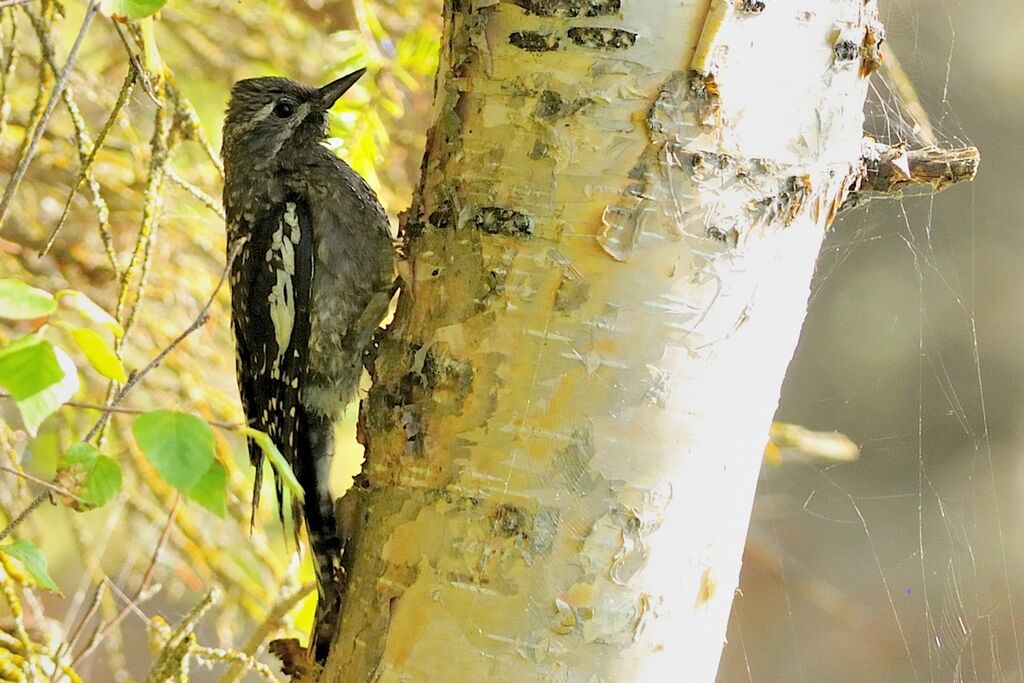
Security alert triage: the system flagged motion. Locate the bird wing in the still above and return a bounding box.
[230,195,314,527]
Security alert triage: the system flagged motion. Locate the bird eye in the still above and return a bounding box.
[273,100,295,119]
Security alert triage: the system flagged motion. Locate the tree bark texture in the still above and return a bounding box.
[325,1,881,680]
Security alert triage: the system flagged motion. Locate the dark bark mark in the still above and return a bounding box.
[509,30,561,51]
[509,0,621,17]
[486,266,508,298]
[689,151,732,175]
[529,139,550,159]
[534,90,591,121]
[471,206,534,236]
[705,226,738,246]
[554,276,590,312]
[490,503,560,556]
[833,39,860,62]
[567,26,637,49]
[740,0,766,13]
[687,70,721,127]
[428,197,456,229]
[420,348,474,415]
[492,503,529,537]
[554,427,598,495]
[757,175,811,226]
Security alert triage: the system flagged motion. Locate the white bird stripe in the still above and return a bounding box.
[267,201,302,377]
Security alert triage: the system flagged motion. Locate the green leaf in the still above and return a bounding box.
[10,345,79,436]
[0,279,56,320]
[188,460,227,517]
[57,442,122,510]
[62,441,99,464]
[69,327,127,382]
[1,539,60,594]
[99,0,168,19]
[84,456,122,507]
[0,335,63,400]
[132,411,215,493]
[57,290,123,338]
[238,427,304,504]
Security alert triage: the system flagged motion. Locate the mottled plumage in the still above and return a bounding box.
[222,70,395,662]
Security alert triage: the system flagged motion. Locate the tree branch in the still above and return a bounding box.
[0,0,100,230]
[83,236,245,443]
[843,142,980,210]
[0,465,88,505]
[63,496,179,677]
[0,238,243,544]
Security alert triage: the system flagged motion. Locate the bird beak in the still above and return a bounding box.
[319,69,366,108]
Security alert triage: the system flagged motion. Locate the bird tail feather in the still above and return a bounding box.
[294,409,344,663]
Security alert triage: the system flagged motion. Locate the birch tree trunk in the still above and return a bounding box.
[323,1,882,680]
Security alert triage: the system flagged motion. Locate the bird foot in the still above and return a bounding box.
[269,637,319,682]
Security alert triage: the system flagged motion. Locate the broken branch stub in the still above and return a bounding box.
[842,141,980,210]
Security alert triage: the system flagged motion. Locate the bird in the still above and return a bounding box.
[221,69,396,662]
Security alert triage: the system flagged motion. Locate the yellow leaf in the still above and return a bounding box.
[70,328,127,382]
[58,290,124,338]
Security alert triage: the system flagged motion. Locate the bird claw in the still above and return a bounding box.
[269,637,319,681]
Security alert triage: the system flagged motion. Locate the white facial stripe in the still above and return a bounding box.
[232,101,278,137]
[288,102,313,132]
[263,101,315,159]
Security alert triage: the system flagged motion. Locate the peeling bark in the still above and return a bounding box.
[322,1,882,681]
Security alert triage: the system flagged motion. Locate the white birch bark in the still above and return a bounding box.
[323,1,882,681]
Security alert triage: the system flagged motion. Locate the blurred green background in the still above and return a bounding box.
[0,0,1017,681]
[0,1,439,680]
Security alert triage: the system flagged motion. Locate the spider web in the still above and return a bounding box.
[720,2,1021,682]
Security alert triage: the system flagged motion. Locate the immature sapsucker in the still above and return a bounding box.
[221,69,395,661]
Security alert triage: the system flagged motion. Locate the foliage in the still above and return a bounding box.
[1,538,59,593]
[56,441,122,509]
[0,0,440,680]
[100,0,168,21]
[0,278,57,319]
[131,409,216,493]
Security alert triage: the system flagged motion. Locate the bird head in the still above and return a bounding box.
[221,69,365,171]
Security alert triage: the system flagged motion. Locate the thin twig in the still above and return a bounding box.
[60,504,125,653]
[0,395,240,431]
[879,43,937,147]
[0,241,243,543]
[66,400,241,431]
[102,575,152,625]
[218,582,314,683]
[0,0,33,9]
[111,20,161,107]
[0,10,19,145]
[24,1,115,272]
[51,581,107,680]
[166,167,226,220]
[0,560,39,679]
[195,645,279,682]
[41,67,136,265]
[114,86,171,352]
[0,465,88,505]
[166,78,223,177]
[65,495,179,675]
[0,491,45,544]
[0,0,100,231]
[86,236,245,443]
[146,587,220,683]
